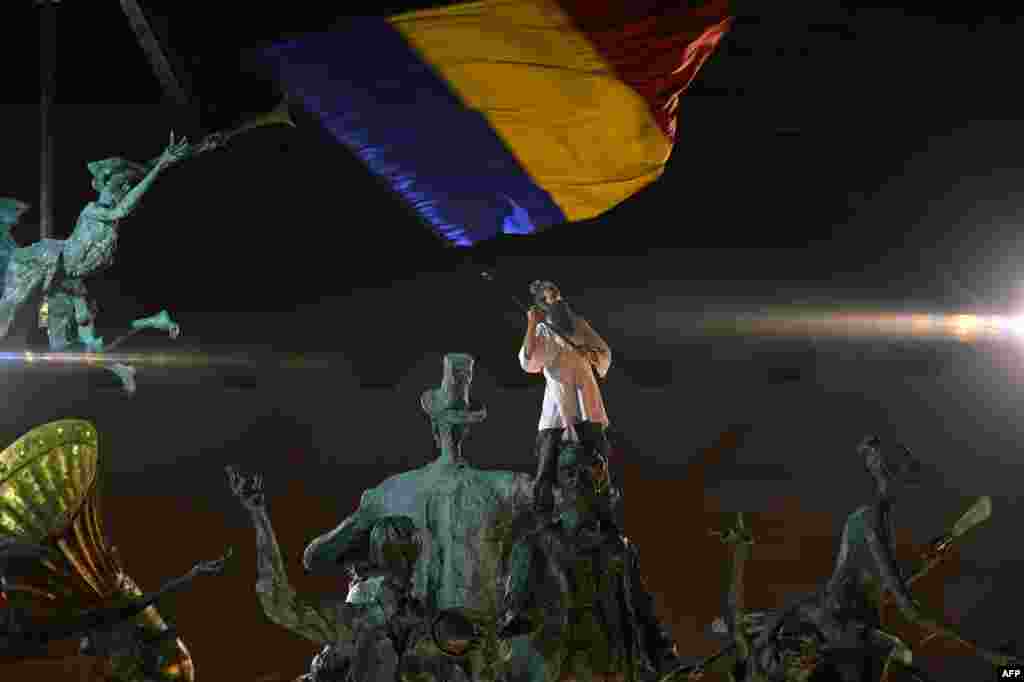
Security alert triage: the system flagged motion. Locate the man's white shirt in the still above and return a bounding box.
[518,319,611,432]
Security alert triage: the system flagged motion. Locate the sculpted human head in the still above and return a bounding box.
[87,159,147,207]
[420,354,487,458]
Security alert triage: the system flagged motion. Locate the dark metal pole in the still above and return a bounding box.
[119,0,190,106]
[37,0,60,241]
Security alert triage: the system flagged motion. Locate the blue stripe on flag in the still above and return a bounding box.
[260,19,566,246]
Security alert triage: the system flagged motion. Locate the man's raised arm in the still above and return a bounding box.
[519,306,551,373]
[579,319,611,378]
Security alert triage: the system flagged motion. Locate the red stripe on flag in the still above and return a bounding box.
[556,0,733,140]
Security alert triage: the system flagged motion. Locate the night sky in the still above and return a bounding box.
[2,3,1024,681]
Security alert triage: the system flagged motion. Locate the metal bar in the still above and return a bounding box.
[119,0,190,106]
[38,0,58,240]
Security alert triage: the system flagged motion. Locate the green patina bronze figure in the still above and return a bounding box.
[0,132,214,393]
[0,199,25,288]
[226,466,481,682]
[302,353,534,681]
[497,441,680,682]
[0,100,292,393]
[675,437,1019,682]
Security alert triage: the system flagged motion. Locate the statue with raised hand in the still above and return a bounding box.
[684,438,1018,682]
[226,466,476,682]
[0,132,192,392]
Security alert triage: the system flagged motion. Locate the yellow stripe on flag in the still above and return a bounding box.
[389,0,671,222]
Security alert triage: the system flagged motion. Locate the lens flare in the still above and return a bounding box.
[0,350,333,371]
[656,307,1024,345]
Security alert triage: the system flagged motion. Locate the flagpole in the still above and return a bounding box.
[36,0,60,241]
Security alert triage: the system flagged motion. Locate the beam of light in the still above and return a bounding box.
[676,308,1024,344]
[0,350,335,371]
[1001,315,1024,338]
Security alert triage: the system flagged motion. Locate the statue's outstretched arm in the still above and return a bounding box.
[252,505,359,644]
[880,496,992,609]
[865,505,1012,667]
[302,489,380,574]
[88,134,191,222]
[715,514,754,662]
[226,466,357,644]
[679,517,759,681]
[625,539,679,668]
[7,550,229,646]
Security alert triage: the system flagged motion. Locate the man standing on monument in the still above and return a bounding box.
[520,280,613,516]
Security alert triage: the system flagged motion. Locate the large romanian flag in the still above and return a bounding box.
[260,0,732,246]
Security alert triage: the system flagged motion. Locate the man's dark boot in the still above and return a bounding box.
[531,430,560,516]
[578,425,622,531]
